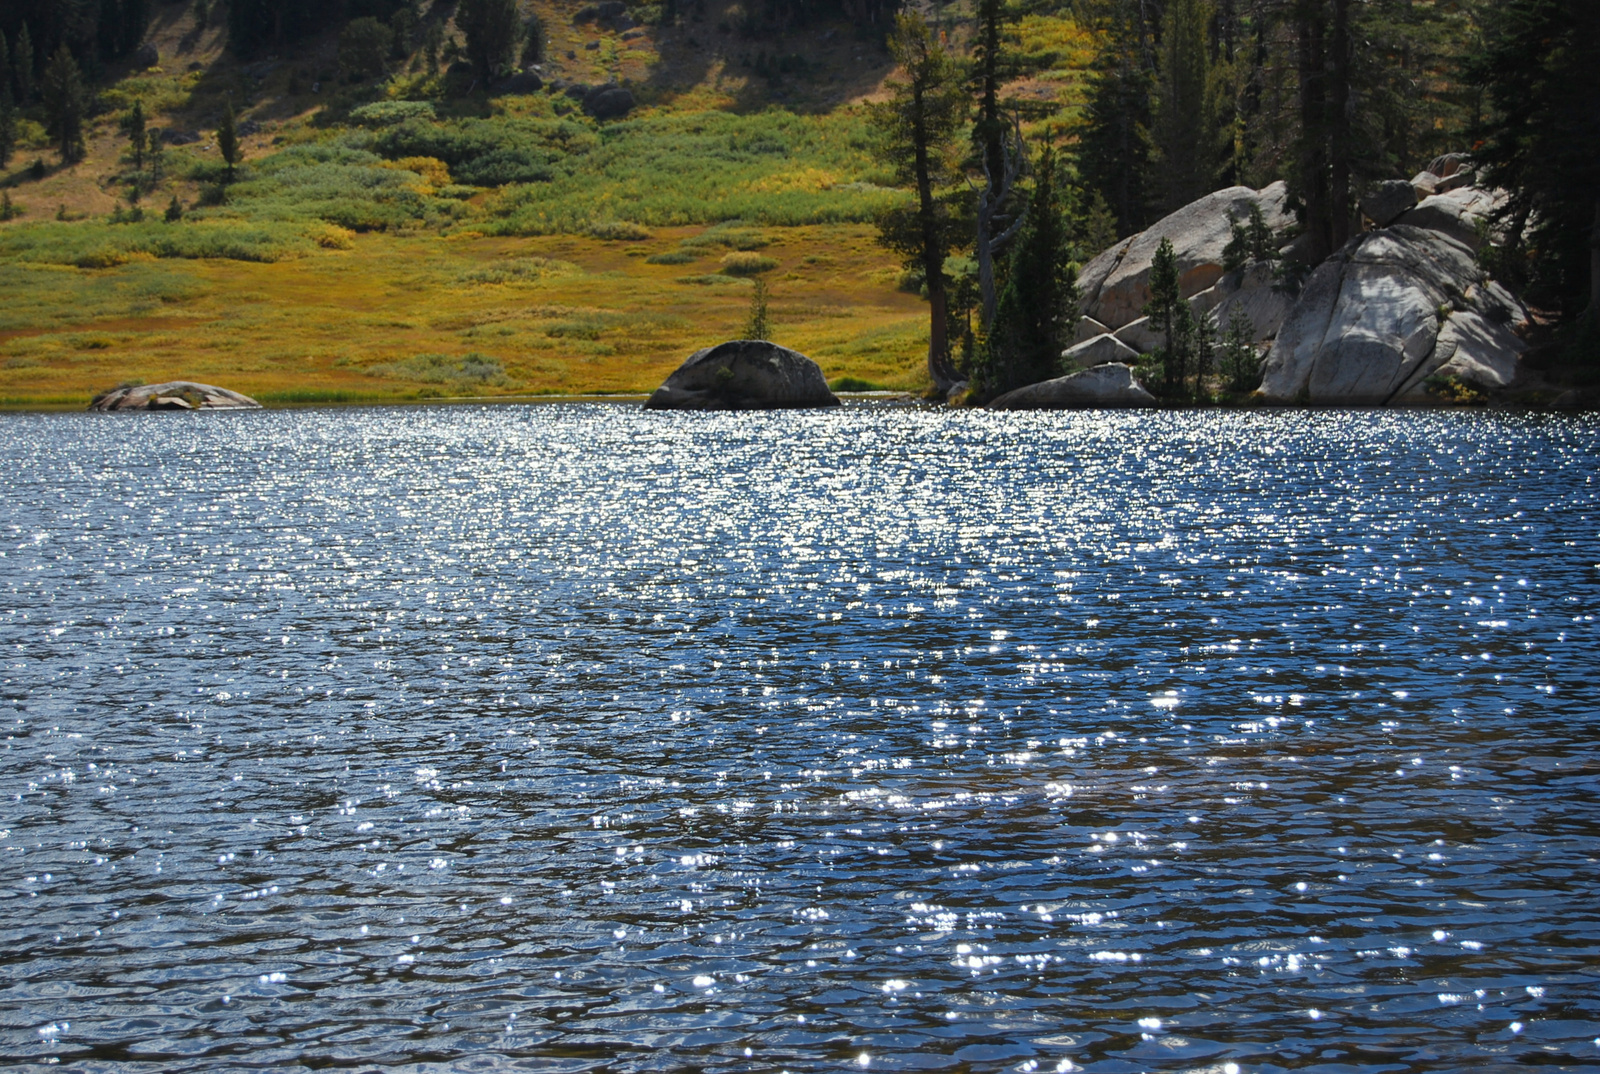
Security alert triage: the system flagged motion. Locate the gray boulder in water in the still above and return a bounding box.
[89,381,263,411]
[987,363,1156,410]
[645,341,840,410]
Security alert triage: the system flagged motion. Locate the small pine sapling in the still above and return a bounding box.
[743,278,771,341]
[126,99,146,170]
[217,102,240,182]
[1219,310,1261,392]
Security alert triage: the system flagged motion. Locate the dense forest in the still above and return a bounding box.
[0,0,1595,401]
[860,0,1599,396]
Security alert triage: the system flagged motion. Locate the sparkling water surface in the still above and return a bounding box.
[2,404,1598,1072]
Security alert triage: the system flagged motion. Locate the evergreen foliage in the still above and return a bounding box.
[455,0,522,84]
[981,146,1079,399]
[339,17,394,82]
[0,85,15,170]
[743,278,772,341]
[40,44,86,164]
[1075,1,1154,237]
[1219,310,1260,391]
[1221,202,1275,274]
[870,12,969,390]
[14,24,34,103]
[1468,0,1600,325]
[124,98,144,170]
[1149,0,1226,215]
[218,101,240,182]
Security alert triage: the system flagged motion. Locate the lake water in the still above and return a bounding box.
[2,404,1598,1073]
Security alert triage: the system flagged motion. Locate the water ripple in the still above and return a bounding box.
[1,405,1597,1071]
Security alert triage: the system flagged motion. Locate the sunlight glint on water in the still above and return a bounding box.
[1,405,1597,1072]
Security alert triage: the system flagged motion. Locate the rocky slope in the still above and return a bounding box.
[1064,157,1540,407]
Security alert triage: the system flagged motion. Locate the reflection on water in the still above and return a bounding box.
[1,405,1597,1072]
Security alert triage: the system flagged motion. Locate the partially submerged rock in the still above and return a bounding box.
[1076,181,1295,330]
[987,363,1156,410]
[1258,226,1528,405]
[90,381,263,411]
[645,341,840,411]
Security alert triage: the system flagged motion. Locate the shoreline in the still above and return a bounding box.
[4,392,1593,415]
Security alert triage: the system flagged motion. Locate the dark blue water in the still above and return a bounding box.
[2,405,1598,1073]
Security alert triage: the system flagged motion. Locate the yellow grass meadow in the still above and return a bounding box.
[0,223,931,408]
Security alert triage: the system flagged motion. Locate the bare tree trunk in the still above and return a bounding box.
[911,79,958,391]
[975,126,1025,334]
[1296,0,1330,262]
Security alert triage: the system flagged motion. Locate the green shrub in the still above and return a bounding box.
[720,251,778,276]
[365,352,511,385]
[456,257,582,284]
[0,219,316,265]
[681,223,771,249]
[349,100,437,127]
[369,115,597,186]
[586,220,652,241]
[646,249,696,264]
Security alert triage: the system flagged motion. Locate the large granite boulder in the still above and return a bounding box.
[1063,333,1140,368]
[645,340,840,410]
[1190,260,1295,344]
[1393,186,1504,251]
[89,381,262,411]
[1076,181,1295,330]
[987,363,1156,410]
[1360,179,1418,227]
[1259,225,1528,405]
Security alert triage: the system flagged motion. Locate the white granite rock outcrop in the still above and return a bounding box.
[987,363,1157,410]
[1258,225,1529,405]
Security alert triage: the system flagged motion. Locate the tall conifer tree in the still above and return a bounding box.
[14,24,35,102]
[1076,0,1154,237]
[871,12,969,391]
[1150,0,1225,215]
[40,44,86,164]
[981,146,1079,399]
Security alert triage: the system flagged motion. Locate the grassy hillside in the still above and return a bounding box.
[0,0,1097,407]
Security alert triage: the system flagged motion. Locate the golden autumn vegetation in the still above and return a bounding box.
[0,0,1099,408]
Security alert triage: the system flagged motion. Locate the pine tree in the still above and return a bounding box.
[1150,0,1226,215]
[871,12,969,392]
[0,85,15,170]
[1144,237,1189,397]
[968,0,1024,339]
[125,99,145,170]
[217,101,240,182]
[1219,309,1260,391]
[40,45,86,165]
[14,24,35,103]
[743,278,772,341]
[0,31,11,104]
[456,0,522,85]
[1469,0,1600,328]
[982,146,1080,399]
[1076,1,1155,237]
